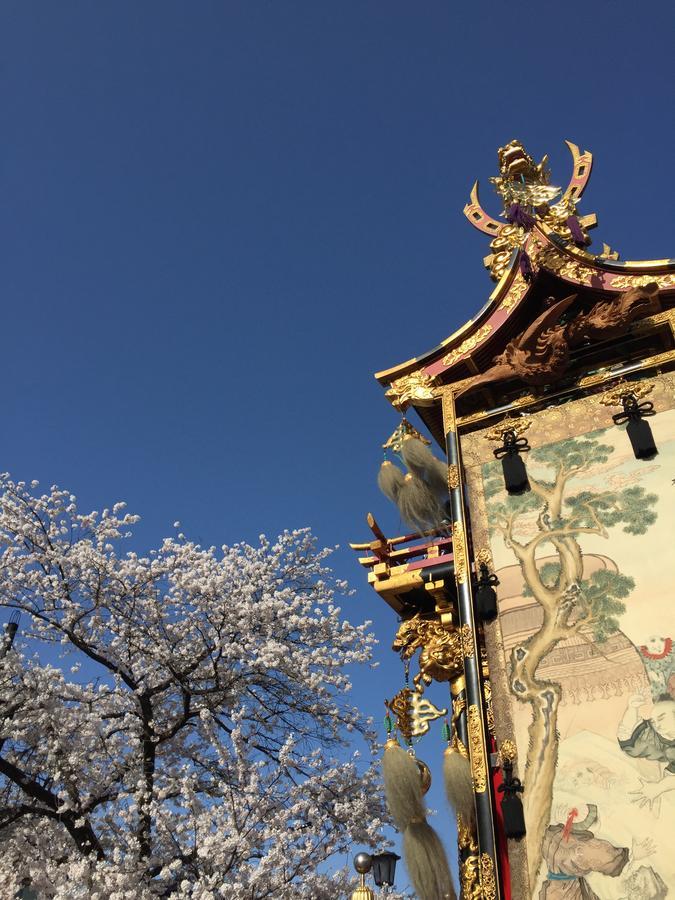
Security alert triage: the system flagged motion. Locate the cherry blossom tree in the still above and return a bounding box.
[0,475,392,899]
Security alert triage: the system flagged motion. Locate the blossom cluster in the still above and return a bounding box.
[0,476,396,898]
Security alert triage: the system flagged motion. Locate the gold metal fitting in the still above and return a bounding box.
[500,739,518,763]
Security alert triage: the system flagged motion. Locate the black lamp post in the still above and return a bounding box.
[371,852,400,893]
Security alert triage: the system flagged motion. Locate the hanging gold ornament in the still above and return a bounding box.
[382,418,431,453]
[386,686,447,740]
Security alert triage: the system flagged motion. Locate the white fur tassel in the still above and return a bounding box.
[382,739,426,831]
[443,744,476,828]
[403,820,457,900]
[382,739,457,900]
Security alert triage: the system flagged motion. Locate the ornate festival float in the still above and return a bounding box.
[351,141,675,900]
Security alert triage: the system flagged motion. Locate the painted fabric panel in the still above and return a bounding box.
[463,381,675,899]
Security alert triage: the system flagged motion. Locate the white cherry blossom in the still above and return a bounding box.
[0,475,400,898]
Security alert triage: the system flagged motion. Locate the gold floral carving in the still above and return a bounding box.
[610,272,675,290]
[459,623,475,659]
[447,464,460,491]
[485,416,532,442]
[480,853,497,900]
[441,389,457,433]
[392,615,465,689]
[385,370,438,411]
[442,324,493,367]
[640,350,675,369]
[599,380,655,407]
[458,815,497,900]
[486,225,524,282]
[461,853,481,900]
[534,244,596,286]
[498,274,529,311]
[633,308,675,332]
[483,679,495,737]
[457,812,478,853]
[452,521,468,584]
[457,812,481,900]
[467,704,487,793]
[577,370,617,389]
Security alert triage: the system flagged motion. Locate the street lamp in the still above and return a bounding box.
[371,852,400,896]
[352,851,400,899]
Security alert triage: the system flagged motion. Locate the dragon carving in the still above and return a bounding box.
[460,282,659,396]
[566,283,660,342]
[392,614,464,691]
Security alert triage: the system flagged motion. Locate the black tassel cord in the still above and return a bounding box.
[494,429,530,495]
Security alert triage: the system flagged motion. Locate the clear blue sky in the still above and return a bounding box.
[2,1,674,891]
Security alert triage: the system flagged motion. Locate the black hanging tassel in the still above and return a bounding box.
[499,758,526,839]
[612,394,658,460]
[494,429,530,494]
[475,562,500,622]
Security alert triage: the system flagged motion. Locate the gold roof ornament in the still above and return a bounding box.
[490,140,560,208]
[386,686,447,739]
[385,370,438,410]
[463,139,596,281]
[382,419,431,452]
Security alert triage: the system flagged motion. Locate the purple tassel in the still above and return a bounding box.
[566,215,587,248]
[506,203,536,231]
[519,250,534,283]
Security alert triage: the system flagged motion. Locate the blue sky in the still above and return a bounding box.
[2,1,674,892]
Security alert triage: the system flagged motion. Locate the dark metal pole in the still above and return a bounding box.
[442,388,501,899]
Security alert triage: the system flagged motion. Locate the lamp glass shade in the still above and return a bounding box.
[371,852,400,887]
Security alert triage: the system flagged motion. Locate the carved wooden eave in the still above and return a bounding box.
[378,225,675,446]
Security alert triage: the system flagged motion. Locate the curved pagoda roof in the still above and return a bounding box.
[376,140,675,442]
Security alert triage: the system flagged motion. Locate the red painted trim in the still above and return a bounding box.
[491,738,512,900]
